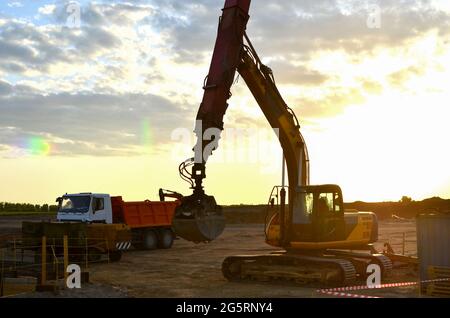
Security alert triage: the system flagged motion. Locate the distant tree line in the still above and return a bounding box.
[0,202,58,213]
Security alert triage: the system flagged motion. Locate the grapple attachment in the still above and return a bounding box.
[172,193,225,243]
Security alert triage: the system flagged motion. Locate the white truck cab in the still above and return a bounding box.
[56,193,113,224]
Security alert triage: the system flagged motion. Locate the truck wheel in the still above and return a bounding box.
[158,229,174,249]
[87,248,102,262]
[109,251,122,262]
[131,230,144,249]
[143,230,157,250]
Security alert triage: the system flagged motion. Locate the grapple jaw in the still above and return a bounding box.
[172,192,225,243]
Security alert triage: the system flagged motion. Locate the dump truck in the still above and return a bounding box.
[22,190,181,262]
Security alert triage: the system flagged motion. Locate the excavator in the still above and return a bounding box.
[171,0,392,285]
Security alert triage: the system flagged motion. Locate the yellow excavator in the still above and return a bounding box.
[171,0,392,285]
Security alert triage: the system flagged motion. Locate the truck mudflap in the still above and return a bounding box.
[172,193,225,243]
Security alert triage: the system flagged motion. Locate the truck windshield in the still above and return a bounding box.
[59,196,91,213]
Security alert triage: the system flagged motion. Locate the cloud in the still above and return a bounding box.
[142,0,450,63]
[388,65,426,86]
[250,0,450,58]
[38,4,56,16]
[294,87,366,118]
[0,80,13,96]
[134,0,222,63]
[1,0,449,158]
[7,2,23,8]
[268,60,328,85]
[361,79,383,94]
[0,61,26,73]
[0,83,192,157]
[64,26,123,56]
[0,17,122,74]
[0,21,69,72]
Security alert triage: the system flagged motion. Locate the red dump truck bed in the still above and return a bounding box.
[111,196,179,229]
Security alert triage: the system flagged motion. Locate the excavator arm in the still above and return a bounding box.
[237,38,310,245]
[173,0,309,245]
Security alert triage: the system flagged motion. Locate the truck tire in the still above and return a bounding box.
[158,229,174,249]
[109,251,122,262]
[143,230,157,250]
[131,230,144,249]
[87,248,102,262]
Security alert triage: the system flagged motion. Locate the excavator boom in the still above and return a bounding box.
[237,39,310,245]
[172,0,251,243]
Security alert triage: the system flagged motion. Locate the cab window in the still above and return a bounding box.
[93,198,104,211]
[334,192,342,212]
[305,192,314,216]
[317,192,343,214]
[318,193,334,215]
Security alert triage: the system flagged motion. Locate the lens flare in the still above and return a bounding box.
[27,137,51,156]
[140,119,153,152]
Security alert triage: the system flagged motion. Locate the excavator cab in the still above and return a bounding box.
[266,184,346,246]
[266,183,378,251]
[291,185,346,243]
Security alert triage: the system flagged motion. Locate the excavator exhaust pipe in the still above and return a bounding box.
[172,193,225,243]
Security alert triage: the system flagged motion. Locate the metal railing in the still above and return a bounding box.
[0,235,115,297]
[384,231,417,256]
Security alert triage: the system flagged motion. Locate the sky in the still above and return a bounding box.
[0,0,449,205]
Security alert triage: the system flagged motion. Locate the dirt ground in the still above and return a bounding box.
[88,221,419,298]
[0,216,420,298]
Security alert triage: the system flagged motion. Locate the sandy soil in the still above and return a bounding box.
[0,216,420,298]
[88,221,419,298]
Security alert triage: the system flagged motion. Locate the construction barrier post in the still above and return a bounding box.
[63,235,69,282]
[106,237,110,264]
[52,238,56,272]
[1,249,4,297]
[21,239,24,263]
[50,245,58,290]
[402,232,405,255]
[85,237,88,269]
[41,236,47,286]
[13,238,17,271]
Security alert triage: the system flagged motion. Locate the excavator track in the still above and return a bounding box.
[222,253,357,286]
[325,250,393,278]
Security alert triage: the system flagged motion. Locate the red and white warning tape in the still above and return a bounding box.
[317,291,380,298]
[316,278,450,298]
